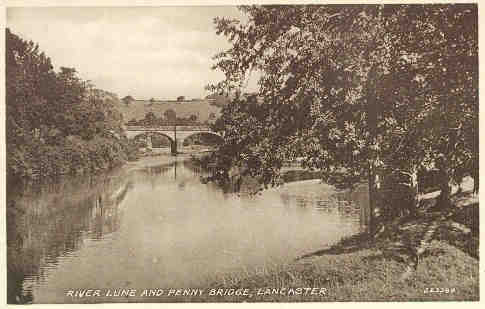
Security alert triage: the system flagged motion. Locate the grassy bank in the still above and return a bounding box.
[179,155,478,301]
[168,189,478,302]
[191,241,477,302]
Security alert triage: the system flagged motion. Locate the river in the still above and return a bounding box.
[6,156,369,304]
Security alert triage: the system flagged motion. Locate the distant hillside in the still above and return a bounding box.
[117,99,222,124]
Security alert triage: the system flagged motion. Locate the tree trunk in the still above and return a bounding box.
[367,65,379,235]
[473,170,479,194]
[368,166,380,234]
[409,165,419,217]
[472,156,479,194]
[438,168,453,210]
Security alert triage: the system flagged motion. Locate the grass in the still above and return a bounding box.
[157,238,477,302]
[165,190,479,302]
[175,240,477,302]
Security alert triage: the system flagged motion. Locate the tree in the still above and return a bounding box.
[122,95,134,105]
[6,28,130,179]
[189,114,198,122]
[6,28,55,145]
[144,112,157,125]
[210,5,396,232]
[177,96,185,102]
[164,109,177,122]
[209,4,478,232]
[424,5,478,204]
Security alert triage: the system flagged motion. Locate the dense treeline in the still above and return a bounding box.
[208,5,478,233]
[6,28,136,179]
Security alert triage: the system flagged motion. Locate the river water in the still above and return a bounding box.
[7,157,368,304]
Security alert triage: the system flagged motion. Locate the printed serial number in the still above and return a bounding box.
[424,287,456,294]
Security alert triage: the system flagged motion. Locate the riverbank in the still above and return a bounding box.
[176,186,479,302]
[180,154,478,301]
[123,146,214,171]
[199,240,477,302]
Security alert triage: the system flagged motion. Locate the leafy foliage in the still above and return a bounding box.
[164,109,177,122]
[208,5,478,223]
[122,95,135,105]
[6,28,132,179]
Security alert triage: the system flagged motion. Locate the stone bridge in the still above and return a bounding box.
[124,125,222,154]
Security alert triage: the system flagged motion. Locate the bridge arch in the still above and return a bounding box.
[131,132,175,150]
[131,131,174,143]
[181,131,223,146]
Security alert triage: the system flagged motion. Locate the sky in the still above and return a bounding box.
[7,6,258,100]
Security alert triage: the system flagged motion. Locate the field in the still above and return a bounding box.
[117,100,221,123]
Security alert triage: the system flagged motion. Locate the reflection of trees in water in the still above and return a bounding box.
[6,173,132,304]
[183,160,207,176]
[89,181,133,240]
[134,160,210,189]
[279,170,368,231]
[279,188,368,232]
[144,164,174,176]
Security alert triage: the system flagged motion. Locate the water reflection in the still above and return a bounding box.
[7,171,132,304]
[278,181,369,233]
[7,159,366,304]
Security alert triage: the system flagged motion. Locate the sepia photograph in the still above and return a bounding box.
[3,1,480,304]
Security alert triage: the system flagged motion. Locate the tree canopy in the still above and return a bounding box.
[122,95,135,105]
[209,4,478,229]
[164,109,177,122]
[6,28,129,178]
